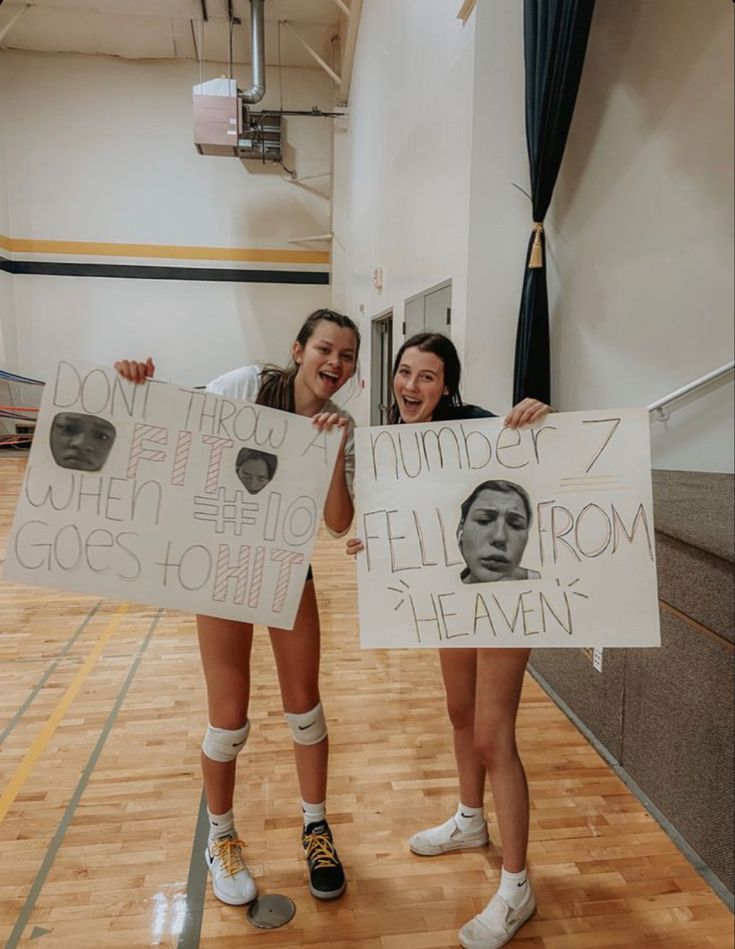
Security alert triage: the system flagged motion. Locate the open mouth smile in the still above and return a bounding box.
[318,369,340,389]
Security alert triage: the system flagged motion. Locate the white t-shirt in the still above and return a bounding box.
[206,364,355,536]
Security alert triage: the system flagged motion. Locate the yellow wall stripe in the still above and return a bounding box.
[0,603,129,824]
[0,234,329,265]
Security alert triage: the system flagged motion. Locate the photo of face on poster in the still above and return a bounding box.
[49,412,117,472]
[234,447,278,495]
[457,480,541,583]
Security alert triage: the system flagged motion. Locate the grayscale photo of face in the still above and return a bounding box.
[235,447,278,495]
[49,412,117,472]
[457,480,541,583]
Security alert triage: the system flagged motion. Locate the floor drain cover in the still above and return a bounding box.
[247,894,296,929]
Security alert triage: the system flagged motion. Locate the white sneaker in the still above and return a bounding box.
[205,834,257,905]
[458,883,536,949]
[408,815,489,856]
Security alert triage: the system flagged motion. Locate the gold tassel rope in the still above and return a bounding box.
[528,221,544,269]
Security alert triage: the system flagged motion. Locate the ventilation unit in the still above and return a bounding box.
[193,78,283,163]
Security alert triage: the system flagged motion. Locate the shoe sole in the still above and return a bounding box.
[204,847,257,906]
[308,879,347,901]
[458,897,536,949]
[409,833,490,856]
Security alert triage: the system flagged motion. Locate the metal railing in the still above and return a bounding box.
[648,360,734,421]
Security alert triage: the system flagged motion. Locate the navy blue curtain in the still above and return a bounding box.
[512,0,596,405]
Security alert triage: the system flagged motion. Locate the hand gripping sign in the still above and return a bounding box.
[354,409,660,648]
[4,361,342,629]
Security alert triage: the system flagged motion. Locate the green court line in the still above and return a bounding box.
[5,609,162,948]
[176,790,210,949]
[0,601,102,745]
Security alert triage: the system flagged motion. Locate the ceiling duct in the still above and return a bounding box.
[193,0,342,166]
[193,0,282,161]
[241,0,265,105]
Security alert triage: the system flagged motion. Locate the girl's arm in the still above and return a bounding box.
[114,357,155,384]
[504,398,552,428]
[312,413,354,536]
[346,537,364,556]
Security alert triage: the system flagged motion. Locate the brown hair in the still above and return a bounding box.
[256,308,361,412]
[388,332,463,424]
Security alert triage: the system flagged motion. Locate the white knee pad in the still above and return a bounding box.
[286,702,327,746]
[202,720,251,763]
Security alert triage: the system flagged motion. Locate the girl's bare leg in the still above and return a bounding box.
[196,615,254,814]
[473,648,531,872]
[268,580,327,804]
[439,648,485,807]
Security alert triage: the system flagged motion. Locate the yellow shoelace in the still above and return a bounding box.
[304,831,338,869]
[210,836,246,878]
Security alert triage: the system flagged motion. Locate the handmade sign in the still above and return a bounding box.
[4,361,341,628]
[354,409,660,648]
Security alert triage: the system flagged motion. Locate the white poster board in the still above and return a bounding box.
[3,361,341,628]
[355,409,660,648]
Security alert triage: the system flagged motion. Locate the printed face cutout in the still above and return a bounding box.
[50,412,117,471]
[458,483,539,583]
[235,448,278,495]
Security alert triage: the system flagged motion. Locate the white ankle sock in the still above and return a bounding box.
[302,799,326,828]
[455,802,484,834]
[497,866,529,910]
[208,807,235,841]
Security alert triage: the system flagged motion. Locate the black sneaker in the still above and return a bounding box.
[302,820,346,900]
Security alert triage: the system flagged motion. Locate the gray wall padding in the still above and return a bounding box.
[529,470,735,896]
[528,647,626,760]
[655,534,734,642]
[623,609,734,894]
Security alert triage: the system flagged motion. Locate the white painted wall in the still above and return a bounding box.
[0,50,334,384]
[465,0,734,472]
[0,82,16,371]
[463,0,526,416]
[331,0,477,424]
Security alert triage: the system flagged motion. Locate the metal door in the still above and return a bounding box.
[370,312,393,425]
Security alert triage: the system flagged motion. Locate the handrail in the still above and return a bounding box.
[649,361,734,420]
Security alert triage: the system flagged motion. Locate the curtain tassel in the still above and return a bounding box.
[528,221,544,269]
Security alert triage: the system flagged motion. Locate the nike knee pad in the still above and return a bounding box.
[285,702,327,746]
[202,720,251,763]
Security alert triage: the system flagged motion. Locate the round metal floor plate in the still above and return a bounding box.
[246,894,296,930]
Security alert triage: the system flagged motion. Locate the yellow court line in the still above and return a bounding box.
[0,602,129,824]
[0,234,329,265]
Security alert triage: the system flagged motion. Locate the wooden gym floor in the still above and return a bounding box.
[0,455,733,948]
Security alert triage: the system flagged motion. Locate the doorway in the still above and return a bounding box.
[370,310,393,425]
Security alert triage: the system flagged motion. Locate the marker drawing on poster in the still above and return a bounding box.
[4,361,342,628]
[354,410,660,648]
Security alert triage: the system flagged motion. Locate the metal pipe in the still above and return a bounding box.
[241,0,266,104]
[648,361,734,416]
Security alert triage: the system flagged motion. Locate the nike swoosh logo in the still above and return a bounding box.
[298,721,315,730]
[517,880,527,887]
[460,812,474,818]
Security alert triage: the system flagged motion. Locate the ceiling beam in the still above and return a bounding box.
[457,0,477,22]
[336,0,361,105]
[0,4,30,46]
[329,0,351,18]
[281,20,341,85]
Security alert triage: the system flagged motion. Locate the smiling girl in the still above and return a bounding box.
[349,331,550,949]
[115,308,359,906]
